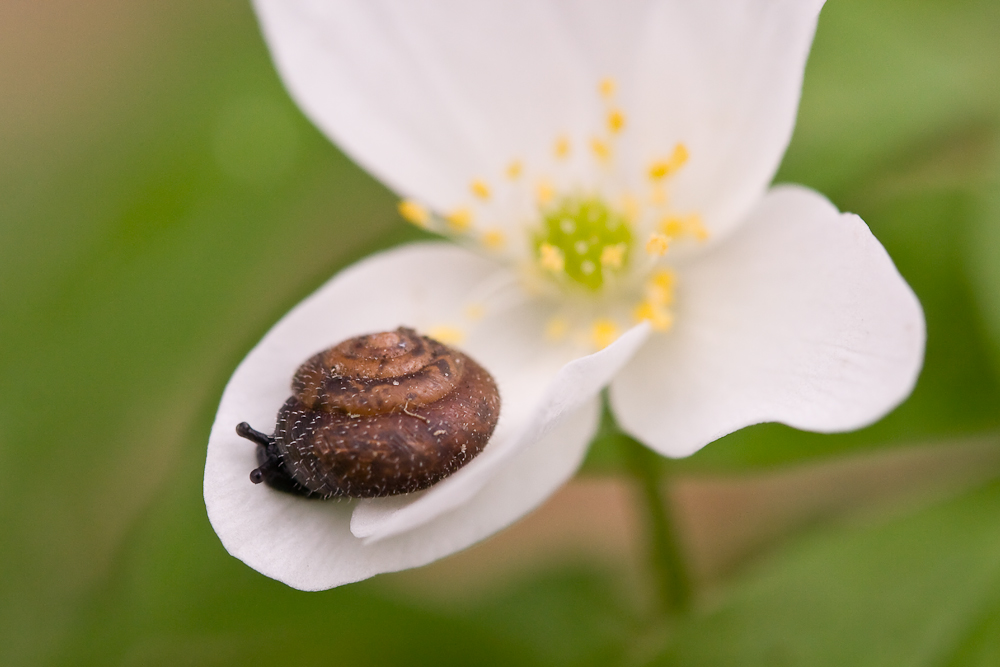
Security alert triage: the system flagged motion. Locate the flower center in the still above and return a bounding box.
[393,77,712,350]
[535,195,632,291]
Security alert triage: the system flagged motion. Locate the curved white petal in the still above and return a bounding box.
[629,0,826,241]
[253,0,823,241]
[352,320,649,542]
[209,394,600,591]
[205,243,647,589]
[252,0,620,212]
[610,185,925,458]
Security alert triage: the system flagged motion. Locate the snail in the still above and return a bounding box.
[235,327,501,498]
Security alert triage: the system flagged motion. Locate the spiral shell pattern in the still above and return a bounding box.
[258,327,500,498]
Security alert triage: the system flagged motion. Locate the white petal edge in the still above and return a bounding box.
[205,242,645,588]
[610,185,925,458]
[630,0,826,242]
[351,320,649,542]
[209,393,600,590]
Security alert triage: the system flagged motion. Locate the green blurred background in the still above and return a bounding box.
[2,0,1000,665]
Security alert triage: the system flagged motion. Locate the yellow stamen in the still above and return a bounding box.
[506,160,523,180]
[445,207,473,232]
[648,143,690,181]
[591,137,611,162]
[620,193,640,223]
[554,136,571,159]
[536,180,555,206]
[591,319,619,350]
[649,184,668,206]
[660,216,685,238]
[646,232,670,257]
[397,199,429,227]
[671,142,690,169]
[599,78,616,99]
[482,229,506,249]
[464,303,485,321]
[648,161,669,181]
[633,301,674,332]
[427,325,464,346]
[660,213,709,242]
[545,317,569,342]
[646,268,676,306]
[607,109,625,134]
[690,214,710,242]
[470,179,491,200]
[600,243,627,269]
[539,243,565,273]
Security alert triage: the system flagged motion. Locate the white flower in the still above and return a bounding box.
[204,0,925,590]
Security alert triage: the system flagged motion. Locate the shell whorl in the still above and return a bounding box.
[292,328,464,415]
[239,327,501,499]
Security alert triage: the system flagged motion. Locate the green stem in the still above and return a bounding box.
[611,412,693,616]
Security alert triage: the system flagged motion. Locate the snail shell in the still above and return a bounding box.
[236,327,500,498]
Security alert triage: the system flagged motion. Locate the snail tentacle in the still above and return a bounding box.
[236,422,273,447]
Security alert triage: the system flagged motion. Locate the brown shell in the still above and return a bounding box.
[259,327,500,498]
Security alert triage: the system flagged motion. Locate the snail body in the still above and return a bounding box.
[236,327,500,498]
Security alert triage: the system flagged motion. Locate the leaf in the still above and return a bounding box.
[965,140,1000,375]
[648,479,1000,667]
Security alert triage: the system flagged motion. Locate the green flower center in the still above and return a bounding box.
[534,196,633,290]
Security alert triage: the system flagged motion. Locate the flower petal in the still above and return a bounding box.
[208,394,599,590]
[252,0,628,212]
[610,185,925,458]
[351,321,649,542]
[255,0,825,242]
[629,0,826,242]
[204,242,648,588]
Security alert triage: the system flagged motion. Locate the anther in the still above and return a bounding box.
[599,78,616,99]
[634,301,674,332]
[591,319,619,349]
[539,243,565,273]
[554,136,571,159]
[482,229,506,249]
[646,233,670,257]
[600,243,626,269]
[427,325,464,346]
[536,181,555,206]
[470,179,491,200]
[607,109,625,134]
[646,269,676,305]
[660,214,709,242]
[648,143,690,181]
[446,208,473,232]
[398,199,430,227]
[591,137,611,161]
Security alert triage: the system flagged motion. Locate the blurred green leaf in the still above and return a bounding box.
[649,478,1000,667]
[965,141,1000,375]
[0,2,414,664]
[55,458,543,667]
[54,426,633,667]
